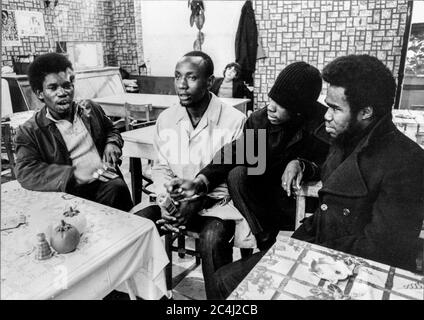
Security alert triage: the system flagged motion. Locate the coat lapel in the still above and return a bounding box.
[79,108,93,137]
[320,115,396,198]
[320,148,368,197]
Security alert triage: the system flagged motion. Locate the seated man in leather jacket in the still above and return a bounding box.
[14,53,133,212]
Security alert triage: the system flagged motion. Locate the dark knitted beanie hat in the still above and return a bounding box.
[268,62,322,115]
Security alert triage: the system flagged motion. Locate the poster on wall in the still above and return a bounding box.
[2,10,20,46]
[66,42,104,70]
[15,10,46,37]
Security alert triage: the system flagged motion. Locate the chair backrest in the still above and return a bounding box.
[124,102,153,131]
[294,181,322,230]
[1,122,16,178]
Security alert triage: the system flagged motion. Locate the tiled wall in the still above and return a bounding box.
[133,0,145,68]
[109,0,139,73]
[2,0,409,101]
[1,0,139,73]
[253,0,409,109]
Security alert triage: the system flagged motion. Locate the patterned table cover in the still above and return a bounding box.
[1,181,169,300]
[228,233,424,300]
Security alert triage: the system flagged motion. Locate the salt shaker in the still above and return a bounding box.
[35,233,53,260]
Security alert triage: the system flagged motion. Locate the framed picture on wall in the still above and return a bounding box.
[15,10,45,37]
[66,41,104,70]
[2,10,20,46]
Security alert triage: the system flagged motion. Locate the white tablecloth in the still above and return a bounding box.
[1,181,169,300]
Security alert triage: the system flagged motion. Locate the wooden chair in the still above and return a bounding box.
[124,102,155,130]
[124,102,156,200]
[294,181,322,230]
[165,225,253,291]
[1,123,16,179]
[164,230,201,290]
[164,214,253,291]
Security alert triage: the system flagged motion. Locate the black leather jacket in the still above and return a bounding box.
[14,100,123,192]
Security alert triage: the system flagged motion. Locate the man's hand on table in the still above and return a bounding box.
[282,160,304,197]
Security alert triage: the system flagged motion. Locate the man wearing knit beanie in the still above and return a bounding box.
[166,61,330,298]
[267,61,323,119]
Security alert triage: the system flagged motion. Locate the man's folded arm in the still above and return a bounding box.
[197,116,254,192]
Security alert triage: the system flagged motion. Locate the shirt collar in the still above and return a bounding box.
[45,102,79,123]
[175,92,223,126]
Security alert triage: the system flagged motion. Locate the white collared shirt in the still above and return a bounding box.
[152,93,246,198]
[46,106,103,174]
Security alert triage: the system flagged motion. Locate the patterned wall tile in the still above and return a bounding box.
[2,0,138,74]
[252,0,409,109]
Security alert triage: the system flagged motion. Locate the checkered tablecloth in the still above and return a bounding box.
[228,234,424,300]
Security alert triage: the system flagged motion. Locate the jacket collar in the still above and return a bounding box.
[36,106,54,128]
[268,116,329,150]
[35,102,93,145]
[320,114,396,197]
[354,113,396,153]
[37,102,85,127]
[313,122,331,144]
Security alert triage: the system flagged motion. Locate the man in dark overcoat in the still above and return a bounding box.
[212,54,424,299]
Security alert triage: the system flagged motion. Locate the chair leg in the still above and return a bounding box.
[194,238,201,265]
[178,235,186,258]
[129,157,142,205]
[164,233,173,291]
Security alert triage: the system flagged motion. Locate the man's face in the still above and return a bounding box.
[324,85,354,139]
[266,98,291,125]
[174,56,211,108]
[37,68,75,119]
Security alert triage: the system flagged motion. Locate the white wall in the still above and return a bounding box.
[140,0,244,76]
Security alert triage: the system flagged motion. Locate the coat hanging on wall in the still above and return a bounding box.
[235,0,258,86]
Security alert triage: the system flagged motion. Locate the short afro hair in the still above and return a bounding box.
[28,53,73,93]
[223,62,241,79]
[182,51,214,78]
[322,54,396,118]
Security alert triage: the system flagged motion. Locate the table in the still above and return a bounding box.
[1,180,169,300]
[121,125,156,204]
[228,233,424,300]
[92,93,251,117]
[392,109,424,148]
